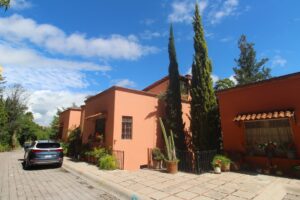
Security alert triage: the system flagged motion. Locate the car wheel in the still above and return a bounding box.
[23,160,30,170]
[56,163,63,168]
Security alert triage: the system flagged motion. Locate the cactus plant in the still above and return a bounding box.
[159,118,177,161]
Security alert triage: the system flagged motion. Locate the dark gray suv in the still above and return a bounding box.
[23,140,63,169]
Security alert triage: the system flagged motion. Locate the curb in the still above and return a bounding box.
[62,160,151,200]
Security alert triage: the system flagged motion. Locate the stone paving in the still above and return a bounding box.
[0,150,118,200]
[63,157,300,200]
[282,193,300,200]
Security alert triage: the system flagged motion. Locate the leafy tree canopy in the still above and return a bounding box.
[214,78,235,91]
[233,35,271,85]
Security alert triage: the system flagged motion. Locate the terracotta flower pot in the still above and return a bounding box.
[221,163,230,172]
[166,160,178,174]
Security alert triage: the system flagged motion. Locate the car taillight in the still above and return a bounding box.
[32,149,45,153]
[52,149,63,152]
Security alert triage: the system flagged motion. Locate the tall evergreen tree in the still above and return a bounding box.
[233,35,271,85]
[165,25,186,151]
[190,3,219,151]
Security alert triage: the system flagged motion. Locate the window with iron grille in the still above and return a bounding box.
[122,116,132,139]
[244,119,293,155]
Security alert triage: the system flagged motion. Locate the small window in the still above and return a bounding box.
[122,116,132,139]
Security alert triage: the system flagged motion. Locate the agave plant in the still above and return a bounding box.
[159,117,177,161]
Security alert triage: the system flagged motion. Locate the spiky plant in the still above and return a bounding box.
[159,117,177,161]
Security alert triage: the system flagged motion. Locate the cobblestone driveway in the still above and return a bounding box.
[0,150,118,200]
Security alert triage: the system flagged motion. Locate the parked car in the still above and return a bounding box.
[23,140,63,169]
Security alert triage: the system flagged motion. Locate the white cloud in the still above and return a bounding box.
[10,0,32,10]
[168,0,207,24]
[111,79,136,88]
[211,74,219,84]
[272,55,287,67]
[27,90,89,126]
[0,14,158,60]
[140,30,162,40]
[229,75,238,84]
[220,36,233,43]
[0,42,110,90]
[209,0,239,24]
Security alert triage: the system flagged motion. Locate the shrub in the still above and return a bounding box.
[152,148,164,161]
[92,147,107,161]
[60,142,69,155]
[0,143,11,152]
[99,155,117,170]
[67,128,82,157]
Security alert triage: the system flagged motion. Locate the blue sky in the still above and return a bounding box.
[1,0,300,125]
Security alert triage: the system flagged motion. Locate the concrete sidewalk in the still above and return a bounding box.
[63,157,300,200]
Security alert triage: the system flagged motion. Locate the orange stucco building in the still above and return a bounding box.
[217,72,300,171]
[59,75,191,170]
[58,108,82,142]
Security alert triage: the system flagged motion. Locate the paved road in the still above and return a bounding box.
[0,150,119,200]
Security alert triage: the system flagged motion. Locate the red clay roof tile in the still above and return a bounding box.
[233,110,294,122]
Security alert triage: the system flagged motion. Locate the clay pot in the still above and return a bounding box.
[166,160,178,174]
[221,163,230,172]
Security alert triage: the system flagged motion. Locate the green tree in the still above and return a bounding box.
[233,35,271,85]
[165,25,186,151]
[214,78,235,91]
[49,109,62,139]
[4,84,27,146]
[0,0,10,10]
[0,99,8,144]
[0,73,5,97]
[17,112,37,145]
[190,3,220,151]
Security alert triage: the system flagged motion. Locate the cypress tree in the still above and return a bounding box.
[190,3,219,151]
[165,24,186,151]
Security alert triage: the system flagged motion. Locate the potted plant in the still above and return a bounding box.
[221,156,231,172]
[211,157,222,174]
[159,118,179,174]
[152,148,164,169]
[212,155,231,172]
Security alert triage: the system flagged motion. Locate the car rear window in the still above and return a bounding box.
[36,143,60,149]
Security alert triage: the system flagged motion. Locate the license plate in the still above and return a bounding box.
[45,155,52,158]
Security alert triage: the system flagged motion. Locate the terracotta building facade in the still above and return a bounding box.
[59,76,191,170]
[58,108,82,142]
[217,72,300,171]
